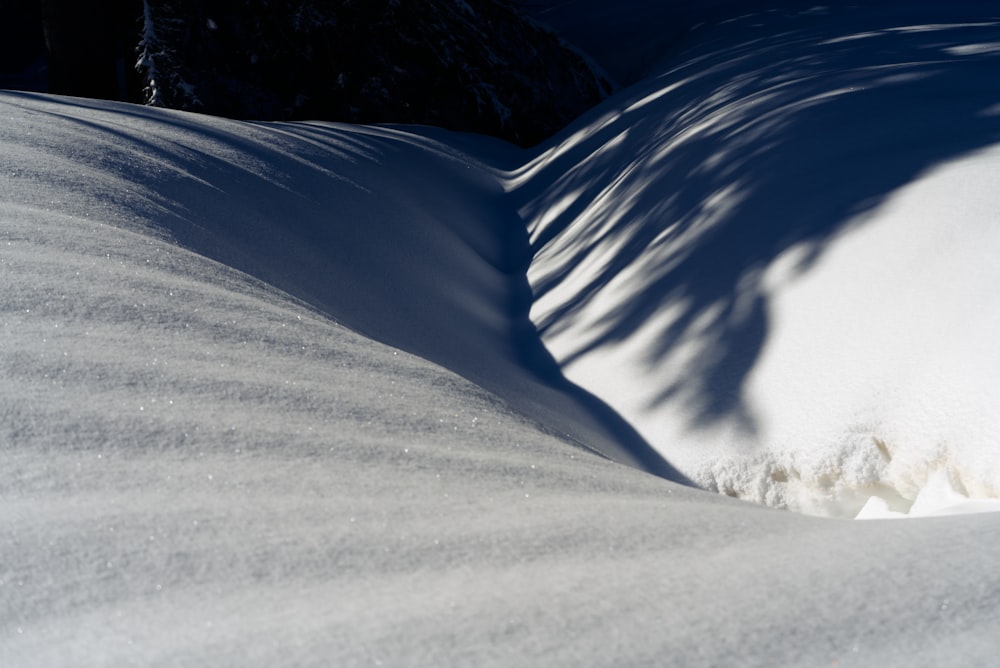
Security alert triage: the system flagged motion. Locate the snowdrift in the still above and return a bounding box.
[521,0,1000,517]
[3,1,1000,665]
[0,91,677,479]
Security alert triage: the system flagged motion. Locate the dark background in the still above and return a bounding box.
[0,0,610,146]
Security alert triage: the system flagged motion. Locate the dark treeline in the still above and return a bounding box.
[0,0,610,146]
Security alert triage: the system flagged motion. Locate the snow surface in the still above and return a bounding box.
[522,0,1000,518]
[3,1,1000,665]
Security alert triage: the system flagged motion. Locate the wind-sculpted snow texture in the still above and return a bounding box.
[522,0,1000,517]
[3,1,1000,666]
[0,91,674,480]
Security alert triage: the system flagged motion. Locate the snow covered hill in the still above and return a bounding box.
[3,1,1000,665]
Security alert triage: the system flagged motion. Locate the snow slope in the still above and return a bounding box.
[3,0,1000,665]
[0,91,674,480]
[521,0,1000,517]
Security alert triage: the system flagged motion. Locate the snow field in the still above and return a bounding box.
[5,3,1000,663]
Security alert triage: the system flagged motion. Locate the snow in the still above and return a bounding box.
[521,0,1000,518]
[3,1,1000,665]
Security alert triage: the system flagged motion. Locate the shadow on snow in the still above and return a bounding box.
[515,3,1000,437]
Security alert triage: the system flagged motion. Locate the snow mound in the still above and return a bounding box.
[520,1,1000,517]
[0,90,679,480]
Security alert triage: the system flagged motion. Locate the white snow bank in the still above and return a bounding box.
[520,1,1000,517]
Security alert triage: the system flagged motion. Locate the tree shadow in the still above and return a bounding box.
[515,3,1000,436]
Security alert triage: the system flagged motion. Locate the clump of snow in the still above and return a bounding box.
[858,470,1000,519]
